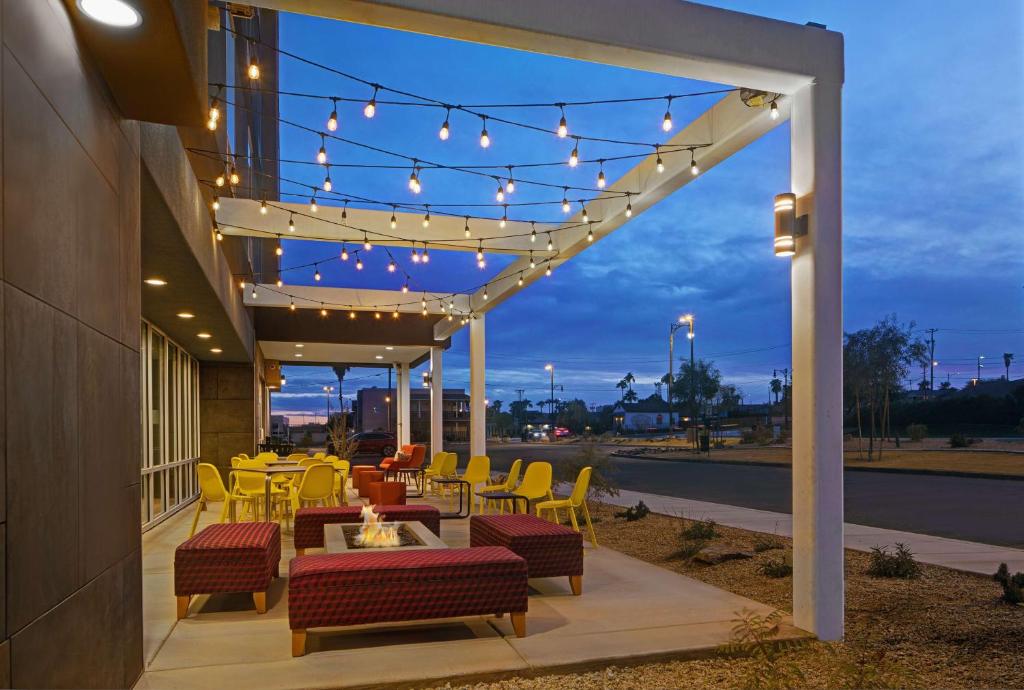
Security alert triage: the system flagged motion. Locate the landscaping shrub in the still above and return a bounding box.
[866,543,921,578]
[740,426,774,445]
[681,518,719,540]
[993,563,1024,604]
[614,500,649,522]
[753,534,783,553]
[724,609,805,689]
[759,556,793,578]
[906,423,927,441]
[949,432,979,448]
[674,539,707,561]
[554,440,619,499]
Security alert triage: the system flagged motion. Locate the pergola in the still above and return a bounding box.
[217,0,844,640]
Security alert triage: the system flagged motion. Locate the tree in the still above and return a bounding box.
[509,398,532,430]
[843,316,926,461]
[623,389,639,403]
[770,377,783,404]
[716,384,743,415]
[615,379,628,400]
[1004,353,1015,380]
[624,372,636,393]
[556,399,590,434]
[671,358,721,417]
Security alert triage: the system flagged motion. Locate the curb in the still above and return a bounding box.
[609,451,1024,482]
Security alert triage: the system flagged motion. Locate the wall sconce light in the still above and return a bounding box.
[422,371,432,388]
[773,192,808,257]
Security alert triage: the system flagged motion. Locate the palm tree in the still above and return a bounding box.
[615,379,628,400]
[623,389,639,403]
[770,377,783,404]
[624,372,636,393]
[1004,353,1014,380]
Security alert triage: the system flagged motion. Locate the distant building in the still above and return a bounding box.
[355,386,472,442]
[270,414,289,438]
[611,400,680,432]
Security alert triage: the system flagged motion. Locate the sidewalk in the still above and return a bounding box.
[599,489,1024,575]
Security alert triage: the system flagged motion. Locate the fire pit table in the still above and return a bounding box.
[335,520,447,552]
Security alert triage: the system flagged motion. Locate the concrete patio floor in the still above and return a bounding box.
[136,485,805,689]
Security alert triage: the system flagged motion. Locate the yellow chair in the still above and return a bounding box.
[229,455,243,469]
[312,452,326,460]
[290,464,335,512]
[233,470,289,522]
[427,452,458,494]
[459,455,490,514]
[329,458,351,505]
[479,459,523,514]
[287,453,309,463]
[190,464,255,537]
[298,457,322,468]
[422,452,446,488]
[238,453,251,461]
[514,462,554,514]
[536,466,598,546]
[255,451,278,464]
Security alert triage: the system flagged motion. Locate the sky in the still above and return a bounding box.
[266,1,1024,422]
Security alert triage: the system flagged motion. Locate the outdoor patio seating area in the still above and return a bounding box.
[138,450,802,689]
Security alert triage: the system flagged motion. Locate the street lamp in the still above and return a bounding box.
[322,385,334,425]
[668,314,695,436]
[544,364,555,425]
[977,355,985,383]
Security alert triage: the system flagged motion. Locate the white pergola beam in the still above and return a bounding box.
[249,0,842,93]
[217,199,553,255]
[245,283,470,314]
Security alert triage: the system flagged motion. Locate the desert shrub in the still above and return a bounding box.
[682,518,719,540]
[740,426,774,445]
[867,543,921,579]
[906,423,927,441]
[554,440,619,499]
[674,539,707,561]
[614,500,649,522]
[993,563,1024,604]
[948,432,979,448]
[759,557,793,578]
[724,609,805,689]
[753,534,783,553]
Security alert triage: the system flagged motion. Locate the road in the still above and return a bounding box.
[445,442,1024,548]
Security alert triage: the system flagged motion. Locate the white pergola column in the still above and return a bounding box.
[396,362,411,446]
[469,314,486,457]
[790,78,844,641]
[429,347,444,458]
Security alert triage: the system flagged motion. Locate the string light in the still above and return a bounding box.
[689,150,700,176]
[364,85,378,118]
[392,307,400,319]
[561,188,570,213]
[655,145,665,173]
[479,116,490,148]
[625,193,633,218]
[547,233,554,251]
[326,98,339,131]
[477,240,486,269]
[259,199,268,215]
[587,223,594,242]
[309,196,318,213]
[530,222,537,243]
[207,97,220,130]
[517,273,524,286]
[545,262,553,277]
[363,233,372,250]
[402,281,409,293]
[464,217,471,238]
[229,165,239,185]
[215,172,225,187]
[289,299,296,311]
[339,245,349,262]
[390,207,398,229]
[505,166,516,194]
[275,237,283,256]
[662,96,674,132]
[408,164,421,193]
[388,259,397,272]
[769,100,779,120]
[421,244,430,263]
[355,257,364,270]
[251,285,257,299]
[317,135,328,164]
[288,214,296,233]
[529,251,536,269]
[314,266,321,281]
[322,168,332,192]
[212,196,220,211]
[581,203,589,223]
[495,179,505,203]
[597,160,606,189]
[568,138,579,167]
[411,247,421,263]
[483,286,488,300]
[557,105,568,138]
[422,206,431,228]
[439,106,451,140]
[499,205,508,228]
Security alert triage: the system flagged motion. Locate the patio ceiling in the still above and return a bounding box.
[259,340,429,366]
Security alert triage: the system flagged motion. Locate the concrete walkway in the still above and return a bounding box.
[599,489,1024,575]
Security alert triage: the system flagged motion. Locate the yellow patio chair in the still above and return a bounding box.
[459,455,490,514]
[312,452,326,460]
[255,451,278,464]
[428,452,458,495]
[190,464,255,536]
[327,457,351,505]
[478,459,523,514]
[230,455,243,468]
[514,462,554,515]
[238,453,251,461]
[232,470,289,522]
[422,451,446,488]
[290,464,335,512]
[287,453,309,462]
[298,457,322,468]
[536,466,597,546]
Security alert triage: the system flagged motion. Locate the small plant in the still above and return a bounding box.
[759,556,792,578]
[866,543,921,579]
[723,609,805,689]
[993,563,1024,604]
[614,500,650,522]
[753,534,783,553]
[949,432,978,448]
[674,539,707,561]
[681,518,718,540]
[906,423,927,442]
[554,440,619,499]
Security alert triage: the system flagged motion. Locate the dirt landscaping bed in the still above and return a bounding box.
[430,502,1024,689]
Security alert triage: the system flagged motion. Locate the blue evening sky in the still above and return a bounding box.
[270,1,1023,422]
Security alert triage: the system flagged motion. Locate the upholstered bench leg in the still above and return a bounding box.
[253,591,267,614]
[291,630,307,657]
[176,595,190,620]
[295,547,305,557]
[569,575,582,596]
[510,612,526,638]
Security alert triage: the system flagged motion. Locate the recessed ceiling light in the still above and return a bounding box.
[295,343,304,348]
[294,353,303,358]
[197,332,212,339]
[77,0,142,27]
[177,312,195,319]
[385,346,395,351]
[144,278,167,286]
[375,355,384,360]
[210,348,222,354]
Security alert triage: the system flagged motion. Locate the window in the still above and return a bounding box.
[140,320,200,529]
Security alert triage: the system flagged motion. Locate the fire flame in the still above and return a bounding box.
[355,505,401,547]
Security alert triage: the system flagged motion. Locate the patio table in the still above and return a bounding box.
[430,477,471,519]
[475,490,529,514]
[236,466,307,522]
[395,467,426,498]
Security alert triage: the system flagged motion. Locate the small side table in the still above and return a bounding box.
[431,478,471,519]
[396,467,426,498]
[476,491,529,514]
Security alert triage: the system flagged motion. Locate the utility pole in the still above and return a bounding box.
[515,388,525,431]
[774,368,790,432]
[977,355,985,383]
[926,328,937,396]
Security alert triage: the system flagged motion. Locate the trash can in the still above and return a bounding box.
[699,433,710,452]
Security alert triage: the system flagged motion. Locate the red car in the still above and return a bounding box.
[554,427,571,438]
[348,431,397,457]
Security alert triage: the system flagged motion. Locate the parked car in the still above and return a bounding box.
[553,427,571,438]
[348,431,397,457]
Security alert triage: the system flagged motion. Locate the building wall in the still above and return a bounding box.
[0,0,143,686]
[199,362,256,478]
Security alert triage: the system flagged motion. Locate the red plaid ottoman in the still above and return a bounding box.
[294,505,441,554]
[174,522,281,618]
[288,546,528,656]
[470,514,583,595]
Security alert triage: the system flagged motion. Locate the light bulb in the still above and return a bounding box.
[364,237,372,251]
[290,300,296,311]
[439,119,450,140]
[483,288,488,300]
[390,212,398,229]
[530,228,537,243]
[276,278,282,287]
[587,227,594,242]
[317,145,327,165]
[239,279,246,289]
[477,258,486,269]
[408,170,419,192]
[656,155,664,174]
[355,258,363,270]
[625,201,633,218]
[364,93,377,118]
[569,145,579,167]
[388,260,397,272]
[309,198,318,213]
[464,219,471,238]
[251,287,257,299]
[326,108,338,131]
[411,250,421,264]
[770,101,779,120]
[212,196,220,211]
[557,114,568,138]
[496,184,505,203]
[260,199,268,215]
[229,166,239,185]
[402,282,409,293]
[500,213,507,229]
[562,195,570,214]
[581,206,589,223]
[206,117,217,131]
[422,212,430,228]
[320,307,328,317]
[216,229,223,241]
[340,246,349,261]
[393,309,399,319]
[506,177,515,194]
[597,169,606,188]
[547,234,553,251]
[314,269,321,281]
[323,174,332,192]
[690,156,700,176]
[517,274,524,286]
[215,174,224,187]
[288,217,295,233]
[247,59,260,80]
[479,127,490,148]
[209,101,220,123]
[529,252,535,269]
[662,110,673,132]
[421,247,430,263]
[545,264,552,277]
[275,245,283,256]
[476,244,484,261]
[349,310,357,319]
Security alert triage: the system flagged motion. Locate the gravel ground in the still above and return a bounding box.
[427,501,1024,689]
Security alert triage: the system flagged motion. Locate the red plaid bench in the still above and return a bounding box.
[174,522,281,618]
[288,547,528,656]
[470,514,583,595]
[294,504,441,554]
